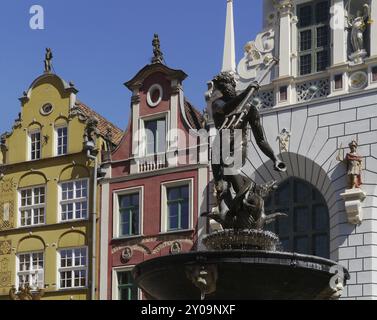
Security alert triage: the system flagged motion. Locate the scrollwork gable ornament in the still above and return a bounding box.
[237,29,276,87]
[68,106,88,122]
[236,2,284,89]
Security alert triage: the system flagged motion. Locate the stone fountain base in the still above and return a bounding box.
[133,250,350,300]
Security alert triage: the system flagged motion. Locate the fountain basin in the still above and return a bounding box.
[133,250,350,300]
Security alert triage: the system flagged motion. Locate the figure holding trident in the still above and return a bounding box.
[202,58,287,229]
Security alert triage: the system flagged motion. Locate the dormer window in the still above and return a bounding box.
[144,118,166,155]
[298,1,330,76]
[29,130,41,160]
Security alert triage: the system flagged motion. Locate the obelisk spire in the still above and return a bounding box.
[222,0,236,73]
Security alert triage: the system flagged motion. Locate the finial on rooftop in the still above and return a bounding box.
[44,48,53,73]
[222,0,236,73]
[151,34,164,64]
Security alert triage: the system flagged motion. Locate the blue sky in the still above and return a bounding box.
[0,0,262,132]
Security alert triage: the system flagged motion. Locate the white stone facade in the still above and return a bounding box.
[218,0,377,299]
[244,90,377,300]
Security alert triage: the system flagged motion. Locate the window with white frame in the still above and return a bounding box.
[29,130,41,160]
[60,180,88,222]
[144,118,166,155]
[58,247,88,289]
[118,192,140,237]
[297,0,330,76]
[19,186,46,227]
[17,252,44,290]
[113,269,139,300]
[162,181,192,233]
[56,126,68,156]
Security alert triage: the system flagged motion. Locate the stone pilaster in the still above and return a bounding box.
[274,0,294,78]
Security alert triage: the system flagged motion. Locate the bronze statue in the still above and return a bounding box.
[44,48,53,73]
[337,140,363,189]
[202,64,287,230]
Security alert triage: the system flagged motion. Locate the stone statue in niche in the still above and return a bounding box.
[347,3,372,64]
[277,128,291,153]
[337,140,363,189]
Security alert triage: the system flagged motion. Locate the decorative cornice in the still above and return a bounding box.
[124,64,187,91]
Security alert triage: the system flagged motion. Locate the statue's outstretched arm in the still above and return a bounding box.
[249,105,277,163]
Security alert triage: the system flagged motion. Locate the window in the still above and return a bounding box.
[116,270,139,300]
[118,193,140,237]
[265,177,330,259]
[30,130,41,160]
[19,186,45,227]
[144,118,166,155]
[58,247,87,289]
[372,66,377,82]
[60,180,88,222]
[17,252,44,290]
[56,127,68,156]
[167,185,189,231]
[279,86,288,102]
[334,74,343,90]
[298,1,330,76]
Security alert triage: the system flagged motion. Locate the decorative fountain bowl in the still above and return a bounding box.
[133,230,350,300]
[202,229,280,251]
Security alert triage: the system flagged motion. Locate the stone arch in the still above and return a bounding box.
[58,230,87,248]
[54,116,69,128]
[18,172,48,188]
[59,164,90,182]
[17,235,46,253]
[243,152,351,261]
[27,121,43,133]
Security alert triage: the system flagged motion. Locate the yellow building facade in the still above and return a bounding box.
[0,65,122,300]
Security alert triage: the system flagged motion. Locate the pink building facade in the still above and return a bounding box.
[98,48,209,300]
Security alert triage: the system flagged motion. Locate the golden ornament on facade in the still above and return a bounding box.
[0,241,12,255]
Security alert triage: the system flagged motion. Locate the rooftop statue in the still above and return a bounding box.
[44,48,53,73]
[151,34,164,64]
